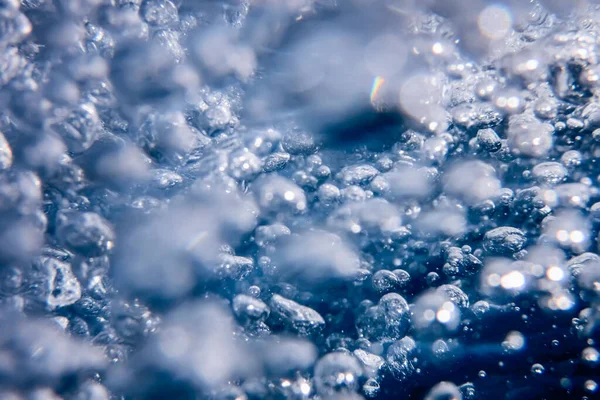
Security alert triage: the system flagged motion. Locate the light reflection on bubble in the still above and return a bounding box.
[284,191,295,201]
[545,291,574,311]
[546,266,565,281]
[500,270,525,290]
[544,210,590,253]
[300,381,311,395]
[436,302,455,323]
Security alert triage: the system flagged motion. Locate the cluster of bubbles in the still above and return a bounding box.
[2,0,600,399]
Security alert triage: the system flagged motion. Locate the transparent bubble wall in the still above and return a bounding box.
[2,0,600,398]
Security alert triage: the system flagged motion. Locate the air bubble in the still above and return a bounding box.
[483,226,526,255]
[424,381,463,400]
[314,352,362,395]
[531,363,545,375]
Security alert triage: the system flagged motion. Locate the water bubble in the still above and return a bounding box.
[362,377,380,398]
[354,349,384,377]
[471,301,490,319]
[424,381,463,400]
[386,337,417,381]
[560,150,582,168]
[282,130,316,156]
[459,382,476,400]
[543,210,590,253]
[585,380,598,393]
[426,272,441,287]
[191,25,256,81]
[436,285,470,310]
[217,253,254,280]
[554,183,590,208]
[531,363,545,375]
[532,162,568,186]
[534,98,557,119]
[131,300,255,392]
[261,336,317,377]
[502,331,526,352]
[317,183,341,205]
[494,90,525,114]
[443,246,483,277]
[270,294,325,336]
[263,152,291,173]
[399,74,449,134]
[582,347,600,366]
[341,185,368,203]
[413,290,461,336]
[228,149,263,181]
[255,175,307,214]
[356,293,410,341]
[328,198,403,238]
[272,230,360,283]
[475,79,498,100]
[385,166,434,200]
[150,169,183,190]
[31,257,82,310]
[507,114,554,157]
[111,40,197,106]
[314,352,362,395]
[481,258,530,296]
[338,164,379,186]
[432,339,450,358]
[56,211,115,257]
[371,270,403,293]
[476,128,502,153]
[444,161,501,205]
[140,0,178,27]
[483,226,526,255]
[233,294,270,323]
[255,223,291,247]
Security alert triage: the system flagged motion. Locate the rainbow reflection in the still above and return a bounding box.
[370,76,385,103]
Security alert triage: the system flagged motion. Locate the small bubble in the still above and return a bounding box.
[531,363,545,375]
[424,381,462,400]
[248,285,261,298]
[585,380,598,393]
[582,347,600,365]
[471,301,490,318]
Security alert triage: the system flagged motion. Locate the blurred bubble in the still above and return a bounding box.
[481,258,531,297]
[502,331,525,351]
[271,230,361,283]
[314,352,363,395]
[399,74,449,134]
[478,5,512,40]
[364,34,407,78]
[444,161,501,205]
[413,290,461,336]
[543,210,590,253]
